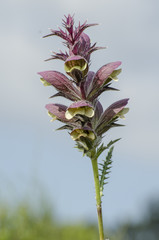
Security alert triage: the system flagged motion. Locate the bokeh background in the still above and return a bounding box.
[0,0,159,238]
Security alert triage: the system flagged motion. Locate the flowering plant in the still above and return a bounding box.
[38,14,129,240]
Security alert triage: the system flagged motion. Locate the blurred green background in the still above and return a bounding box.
[0,197,159,240]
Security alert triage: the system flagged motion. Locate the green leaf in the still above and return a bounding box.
[93,138,121,160]
[94,143,107,160]
[99,146,114,197]
[106,138,121,148]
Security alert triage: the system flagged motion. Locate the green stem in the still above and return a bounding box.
[91,157,105,240]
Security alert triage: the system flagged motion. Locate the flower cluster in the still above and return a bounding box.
[38,14,129,157]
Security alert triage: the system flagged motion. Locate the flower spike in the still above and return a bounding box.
[39,14,129,240]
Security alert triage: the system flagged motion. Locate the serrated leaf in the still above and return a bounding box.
[99,146,114,197]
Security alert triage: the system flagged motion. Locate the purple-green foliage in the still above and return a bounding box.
[38,14,129,156]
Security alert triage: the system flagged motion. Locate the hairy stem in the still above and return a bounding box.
[91,157,105,240]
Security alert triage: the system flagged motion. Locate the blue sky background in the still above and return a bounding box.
[0,0,159,228]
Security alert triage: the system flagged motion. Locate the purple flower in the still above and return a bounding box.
[70,127,96,141]
[39,14,129,154]
[64,55,88,82]
[39,16,130,240]
[65,100,94,120]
